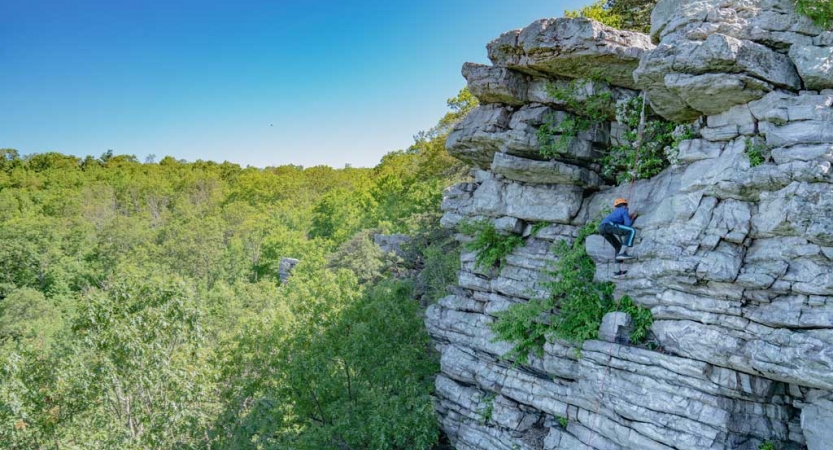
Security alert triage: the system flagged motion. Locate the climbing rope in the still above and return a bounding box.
[583,93,649,449]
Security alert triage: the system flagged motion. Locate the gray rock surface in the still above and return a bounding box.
[278,257,299,283]
[635,0,830,121]
[463,62,530,106]
[650,0,821,49]
[446,104,609,170]
[635,33,801,121]
[429,2,833,448]
[487,18,654,89]
[491,152,602,188]
[373,233,411,257]
[598,312,633,344]
[801,390,833,450]
[790,45,833,91]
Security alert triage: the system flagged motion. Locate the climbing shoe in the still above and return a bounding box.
[615,251,634,261]
[613,270,627,279]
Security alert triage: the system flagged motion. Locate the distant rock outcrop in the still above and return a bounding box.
[278,257,299,284]
[373,233,411,257]
[428,1,833,449]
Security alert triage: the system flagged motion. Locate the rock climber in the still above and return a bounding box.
[598,198,638,261]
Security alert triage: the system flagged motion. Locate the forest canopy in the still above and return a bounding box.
[0,89,477,450]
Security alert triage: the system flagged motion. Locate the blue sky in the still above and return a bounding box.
[1,0,580,168]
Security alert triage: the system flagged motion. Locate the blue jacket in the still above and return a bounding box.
[600,206,633,227]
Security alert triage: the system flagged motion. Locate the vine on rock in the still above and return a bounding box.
[489,221,653,363]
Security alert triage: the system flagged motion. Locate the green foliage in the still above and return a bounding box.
[213,275,439,450]
[745,136,767,167]
[796,0,833,28]
[545,223,616,344]
[461,220,525,270]
[565,0,623,29]
[74,269,214,448]
[557,416,569,428]
[0,347,91,448]
[478,394,496,424]
[414,235,461,305]
[565,0,656,33]
[602,95,685,182]
[758,441,777,450]
[328,230,390,283]
[618,295,654,343]
[432,87,480,138]
[490,222,653,362]
[0,85,478,448]
[531,221,548,236]
[0,287,63,349]
[538,80,613,159]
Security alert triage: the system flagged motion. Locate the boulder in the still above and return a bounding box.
[598,311,633,344]
[487,18,653,89]
[490,152,602,188]
[462,62,529,106]
[278,257,300,283]
[446,104,512,168]
[635,33,801,121]
[373,233,411,257]
[789,45,833,91]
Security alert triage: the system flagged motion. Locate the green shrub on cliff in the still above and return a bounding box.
[796,0,833,28]
[537,79,613,159]
[565,0,657,33]
[489,222,653,363]
[602,95,686,182]
[461,220,525,270]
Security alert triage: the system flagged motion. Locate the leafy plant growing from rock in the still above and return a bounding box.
[489,221,653,363]
[745,136,766,167]
[602,95,684,182]
[461,220,525,270]
[758,441,777,450]
[530,221,549,236]
[796,0,833,28]
[537,79,614,159]
[477,393,496,424]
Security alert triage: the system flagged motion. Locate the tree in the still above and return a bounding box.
[565,0,656,33]
[70,269,215,448]
[309,187,375,245]
[0,82,479,448]
[0,149,21,171]
[0,287,63,349]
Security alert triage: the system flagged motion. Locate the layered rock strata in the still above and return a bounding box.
[428,5,833,450]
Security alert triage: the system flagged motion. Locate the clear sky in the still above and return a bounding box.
[1,0,580,168]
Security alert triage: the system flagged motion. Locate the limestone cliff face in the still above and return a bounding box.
[426,2,833,449]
